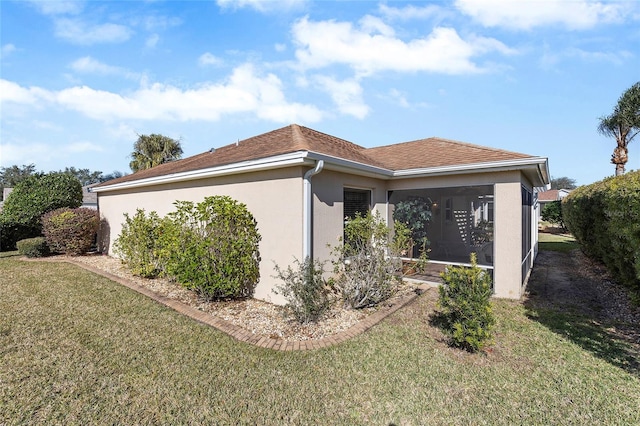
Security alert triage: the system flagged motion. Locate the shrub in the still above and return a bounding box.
[541,200,565,229]
[0,172,82,250]
[563,171,640,299]
[42,208,99,255]
[437,254,495,352]
[17,237,49,258]
[331,211,402,309]
[113,209,166,278]
[161,196,261,300]
[273,257,332,324]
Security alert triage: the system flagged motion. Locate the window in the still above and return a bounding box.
[343,188,371,220]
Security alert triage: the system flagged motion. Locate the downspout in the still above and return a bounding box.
[303,160,324,260]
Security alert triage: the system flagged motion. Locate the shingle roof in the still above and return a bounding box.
[95,124,538,188]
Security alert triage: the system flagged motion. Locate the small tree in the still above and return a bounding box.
[541,200,565,229]
[392,196,432,258]
[113,209,167,278]
[331,211,402,309]
[273,257,331,324]
[437,254,495,352]
[550,176,577,190]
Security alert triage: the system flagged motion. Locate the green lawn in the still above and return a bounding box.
[538,231,581,253]
[1,254,639,424]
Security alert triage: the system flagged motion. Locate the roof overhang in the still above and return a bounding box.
[93,151,550,193]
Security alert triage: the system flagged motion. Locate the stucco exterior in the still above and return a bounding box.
[98,167,305,304]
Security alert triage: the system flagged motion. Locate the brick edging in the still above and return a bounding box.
[24,256,429,351]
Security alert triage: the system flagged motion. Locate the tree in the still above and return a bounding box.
[541,200,565,229]
[598,82,640,176]
[129,134,183,172]
[0,164,39,200]
[550,176,577,190]
[0,172,83,250]
[60,167,104,186]
[100,170,126,182]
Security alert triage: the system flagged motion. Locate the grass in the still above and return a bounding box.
[1,254,639,424]
[538,231,581,253]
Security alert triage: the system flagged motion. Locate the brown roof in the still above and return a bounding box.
[96,124,537,188]
[537,190,560,202]
[367,137,532,170]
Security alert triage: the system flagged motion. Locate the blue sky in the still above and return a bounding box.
[1,0,639,186]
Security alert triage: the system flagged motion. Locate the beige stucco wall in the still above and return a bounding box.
[311,170,388,264]
[98,167,305,304]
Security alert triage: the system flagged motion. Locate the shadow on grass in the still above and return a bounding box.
[525,305,639,376]
[0,251,21,259]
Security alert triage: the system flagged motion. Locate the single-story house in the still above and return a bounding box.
[93,124,550,303]
[537,189,571,208]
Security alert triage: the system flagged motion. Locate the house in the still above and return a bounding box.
[537,189,571,209]
[93,124,550,303]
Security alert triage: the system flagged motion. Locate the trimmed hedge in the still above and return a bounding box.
[42,208,100,255]
[563,171,640,300]
[17,237,49,258]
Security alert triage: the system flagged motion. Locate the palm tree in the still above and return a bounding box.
[598,82,640,176]
[129,134,183,173]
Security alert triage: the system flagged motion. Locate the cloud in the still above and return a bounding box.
[54,18,133,44]
[146,34,160,49]
[292,16,515,76]
[275,43,287,52]
[0,64,324,124]
[65,141,104,153]
[69,56,140,80]
[198,52,224,67]
[1,44,17,59]
[0,142,50,167]
[27,0,84,16]
[217,0,307,13]
[314,76,369,119]
[541,46,633,69]
[378,3,445,21]
[455,0,627,30]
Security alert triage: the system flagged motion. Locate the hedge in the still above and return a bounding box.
[563,171,640,300]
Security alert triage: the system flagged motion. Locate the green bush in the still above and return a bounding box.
[541,200,565,229]
[161,196,261,300]
[42,208,99,255]
[437,254,495,352]
[331,211,402,309]
[0,172,82,250]
[113,209,166,278]
[563,171,640,299]
[17,237,49,258]
[273,257,332,324]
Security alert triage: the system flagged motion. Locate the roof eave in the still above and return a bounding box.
[92,152,311,193]
[392,157,550,186]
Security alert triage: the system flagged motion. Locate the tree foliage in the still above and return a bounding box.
[129,134,183,172]
[0,173,83,249]
[550,176,577,190]
[437,254,495,352]
[42,207,100,255]
[541,200,565,228]
[598,82,640,176]
[0,164,39,201]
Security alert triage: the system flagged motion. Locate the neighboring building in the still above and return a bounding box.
[536,189,571,222]
[93,124,550,303]
[82,185,98,209]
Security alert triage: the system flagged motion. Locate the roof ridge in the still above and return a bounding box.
[368,136,535,158]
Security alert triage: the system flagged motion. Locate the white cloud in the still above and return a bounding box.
[146,34,160,49]
[27,0,84,16]
[198,52,224,67]
[217,0,307,13]
[70,56,140,80]
[275,43,287,52]
[292,16,515,76]
[378,3,444,21]
[455,0,626,30]
[65,141,104,153]
[0,65,323,124]
[0,142,50,167]
[314,76,369,119]
[142,15,183,31]
[1,44,17,59]
[54,18,133,44]
[541,46,633,69]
